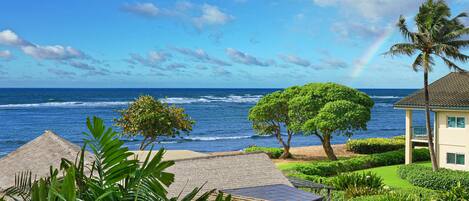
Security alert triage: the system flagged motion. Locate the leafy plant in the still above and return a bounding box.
[244,146,284,159]
[294,149,429,177]
[386,0,469,170]
[1,117,230,201]
[398,164,469,191]
[115,95,194,150]
[438,182,469,201]
[346,138,405,154]
[332,172,384,198]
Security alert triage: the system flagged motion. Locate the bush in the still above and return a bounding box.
[244,146,283,159]
[438,182,469,201]
[346,137,405,154]
[294,149,429,177]
[349,187,438,201]
[398,164,469,191]
[332,172,384,198]
[332,172,383,191]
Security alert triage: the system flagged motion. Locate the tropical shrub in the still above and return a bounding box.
[398,164,469,191]
[244,146,283,159]
[332,172,384,198]
[294,149,429,177]
[346,137,405,154]
[348,186,438,201]
[438,182,469,201]
[0,117,230,201]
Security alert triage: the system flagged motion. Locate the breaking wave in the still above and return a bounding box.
[370,96,402,99]
[0,95,263,108]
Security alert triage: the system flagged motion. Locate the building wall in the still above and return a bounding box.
[437,111,469,171]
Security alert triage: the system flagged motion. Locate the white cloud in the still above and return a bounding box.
[194,4,233,28]
[21,45,85,60]
[313,0,424,21]
[127,50,171,68]
[122,2,159,17]
[0,29,88,61]
[173,47,231,66]
[226,48,270,67]
[279,54,311,67]
[0,30,30,46]
[0,50,12,60]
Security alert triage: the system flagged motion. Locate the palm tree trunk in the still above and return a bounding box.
[321,133,337,160]
[424,68,438,171]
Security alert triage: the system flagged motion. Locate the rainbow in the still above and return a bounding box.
[350,26,395,79]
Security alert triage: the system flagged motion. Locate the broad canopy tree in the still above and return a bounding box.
[289,83,374,160]
[249,83,373,160]
[248,87,300,159]
[115,95,194,150]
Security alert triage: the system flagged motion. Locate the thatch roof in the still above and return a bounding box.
[0,131,93,190]
[395,72,469,110]
[166,152,293,197]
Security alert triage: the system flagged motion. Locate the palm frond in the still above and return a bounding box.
[436,54,468,72]
[412,53,424,72]
[385,43,417,56]
[397,16,416,42]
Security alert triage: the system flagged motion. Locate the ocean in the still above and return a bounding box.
[0,88,429,156]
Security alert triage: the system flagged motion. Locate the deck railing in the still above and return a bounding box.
[412,126,433,141]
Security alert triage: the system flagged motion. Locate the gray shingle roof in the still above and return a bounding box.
[395,72,469,110]
[223,184,323,201]
[166,153,293,197]
[0,131,93,190]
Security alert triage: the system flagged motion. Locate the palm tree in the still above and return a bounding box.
[386,0,469,170]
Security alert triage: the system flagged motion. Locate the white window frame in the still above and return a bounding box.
[447,152,465,165]
[447,116,466,129]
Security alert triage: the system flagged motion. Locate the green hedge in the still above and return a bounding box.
[397,164,469,191]
[244,146,283,159]
[294,149,429,177]
[346,137,405,154]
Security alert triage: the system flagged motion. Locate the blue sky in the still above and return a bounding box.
[0,0,467,88]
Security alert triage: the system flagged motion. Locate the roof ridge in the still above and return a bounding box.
[171,151,267,162]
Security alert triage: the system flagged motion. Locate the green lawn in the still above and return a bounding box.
[356,161,431,189]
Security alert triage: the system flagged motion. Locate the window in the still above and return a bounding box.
[447,153,465,165]
[448,117,465,128]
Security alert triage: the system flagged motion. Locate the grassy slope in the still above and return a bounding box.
[356,161,431,189]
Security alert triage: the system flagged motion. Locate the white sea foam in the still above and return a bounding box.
[370,96,402,99]
[184,135,253,141]
[0,101,131,108]
[0,94,263,109]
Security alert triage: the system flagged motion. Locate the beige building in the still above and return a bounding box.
[395,72,469,170]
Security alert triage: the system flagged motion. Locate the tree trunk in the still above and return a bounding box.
[424,68,438,171]
[276,125,292,159]
[279,130,293,159]
[322,133,337,160]
[279,145,291,159]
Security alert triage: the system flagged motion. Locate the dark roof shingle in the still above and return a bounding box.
[395,72,469,109]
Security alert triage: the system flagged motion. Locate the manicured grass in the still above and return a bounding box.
[355,161,431,189]
[276,162,306,171]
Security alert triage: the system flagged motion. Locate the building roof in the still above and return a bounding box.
[131,150,208,161]
[223,184,323,201]
[166,152,293,197]
[0,131,93,190]
[395,72,469,110]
